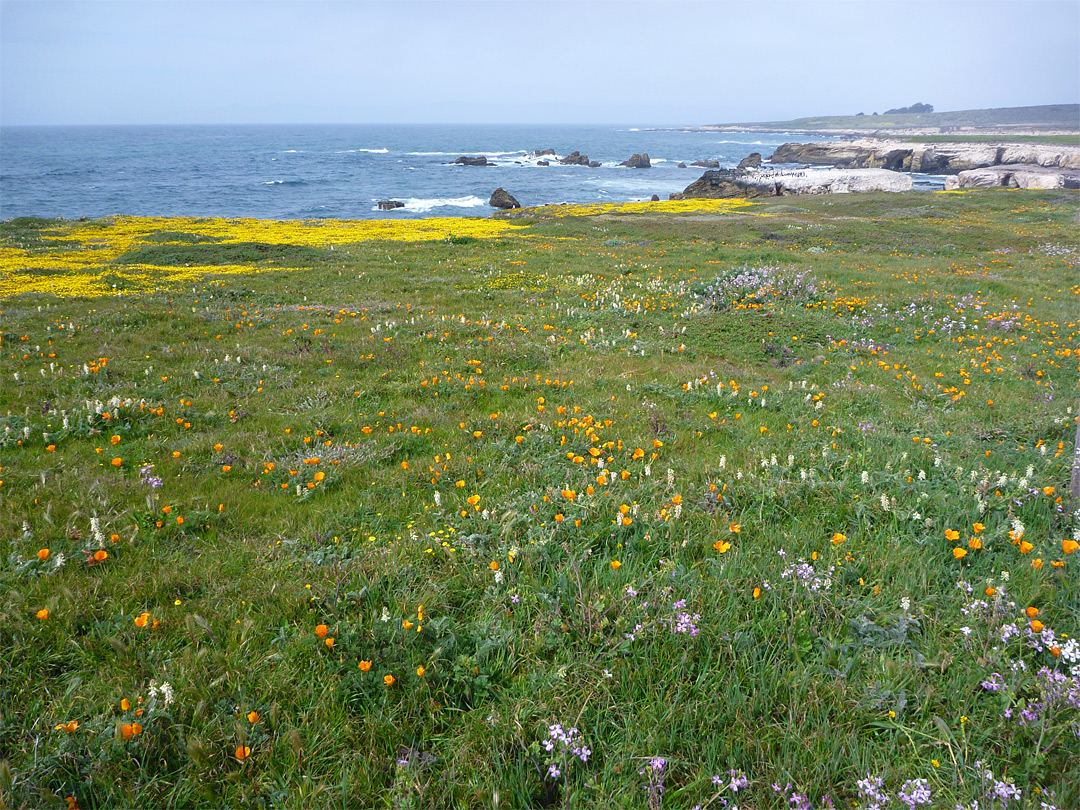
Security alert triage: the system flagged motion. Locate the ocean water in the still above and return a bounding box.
[0,124,854,221]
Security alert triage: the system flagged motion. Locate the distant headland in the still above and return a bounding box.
[677,103,1080,142]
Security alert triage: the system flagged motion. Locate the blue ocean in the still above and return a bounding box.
[0,124,852,221]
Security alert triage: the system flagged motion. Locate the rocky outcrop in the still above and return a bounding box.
[537,160,549,166]
[691,159,720,168]
[770,139,1080,174]
[944,165,1080,190]
[489,188,521,209]
[377,200,405,210]
[621,153,651,168]
[677,162,687,169]
[671,168,913,199]
[559,151,591,166]
[588,161,601,168]
[737,152,762,170]
[650,194,660,201]
[454,156,492,166]
[532,148,556,157]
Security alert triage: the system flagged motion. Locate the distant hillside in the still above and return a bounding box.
[703,104,1080,134]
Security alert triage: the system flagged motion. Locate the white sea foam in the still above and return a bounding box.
[336,147,390,154]
[371,195,488,213]
[282,149,303,153]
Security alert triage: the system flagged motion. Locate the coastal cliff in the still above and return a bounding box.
[770,139,1080,174]
[671,168,912,199]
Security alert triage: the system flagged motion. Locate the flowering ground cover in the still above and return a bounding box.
[1,190,1078,808]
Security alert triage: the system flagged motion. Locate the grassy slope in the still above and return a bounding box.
[1,190,1079,809]
[707,104,1080,133]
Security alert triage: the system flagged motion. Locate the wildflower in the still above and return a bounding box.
[56,721,78,733]
[713,540,731,553]
[134,612,150,628]
[416,666,425,678]
[753,587,761,599]
[973,522,984,534]
[831,532,846,545]
[1019,541,1034,554]
[610,560,621,570]
[729,522,741,534]
[93,550,108,562]
[111,457,122,467]
[1043,486,1055,497]
[37,548,49,560]
[121,723,135,740]
[1063,539,1079,554]
[315,624,329,638]
[359,660,372,671]
[953,548,967,559]
[1030,620,1044,633]
[384,674,395,686]
[121,698,131,710]
[945,529,960,541]
[110,435,121,445]
[1026,606,1039,618]
[489,561,499,571]
[37,608,49,620]
[235,745,251,760]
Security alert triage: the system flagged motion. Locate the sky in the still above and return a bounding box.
[1,0,1077,126]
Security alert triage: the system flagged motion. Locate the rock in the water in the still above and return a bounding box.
[489,187,521,209]
[650,194,660,201]
[671,168,912,199]
[691,159,720,169]
[588,161,601,168]
[377,200,405,210]
[532,148,556,157]
[678,162,688,169]
[621,153,652,168]
[537,160,549,166]
[737,152,762,170]
[454,156,492,166]
[559,151,591,166]
[769,139,1080,174]
[944,164,1080,190]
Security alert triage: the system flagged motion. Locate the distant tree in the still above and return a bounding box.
[856,112,865,116]
[884,103,935,114]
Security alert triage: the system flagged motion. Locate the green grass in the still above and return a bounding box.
[2,190,1079,809]
[896,135,1080,146]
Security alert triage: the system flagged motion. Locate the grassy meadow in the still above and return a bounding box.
[1,190,1079,809]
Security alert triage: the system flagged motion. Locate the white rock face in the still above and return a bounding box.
[765,168,913,194]
[772,139,1080,173]
[945,164,1080,190]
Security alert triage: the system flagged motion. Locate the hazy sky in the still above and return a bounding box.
[2,0,1077,126]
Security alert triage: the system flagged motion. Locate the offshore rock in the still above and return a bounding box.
[377,200,405,210]
[691,159,720,168]
[532,148,556,157]
[671,168,912,199]
[559,151,591,166]
[770,139,1080,174]
[621,153,652,168]
[650,194,660,201]
[737,152,763,169]
[678,162,688,168]
[489,187,521,209]
[454,156,492,166]
[537,160,550,166]
[944,165,1080,190]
